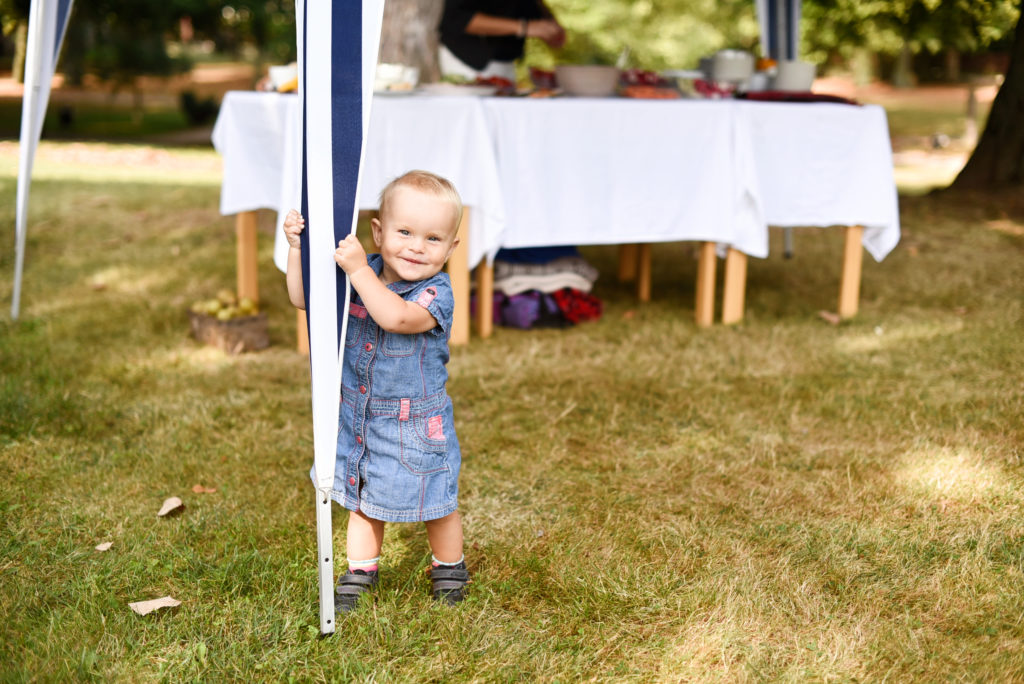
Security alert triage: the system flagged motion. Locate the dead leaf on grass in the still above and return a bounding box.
[129,596,180,616]
[622,310,635,320]
[817,310,841,326]
[157,497,184,517]
[95,541,113,552]
[191,484,217,494]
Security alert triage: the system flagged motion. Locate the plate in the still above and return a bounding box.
[373,88,417,96]
[418,83,498,97]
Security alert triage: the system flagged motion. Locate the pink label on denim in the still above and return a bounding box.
[416,287,437,308]
[349,303,368,319]
[399,398,410,421]
[428,415,444,440]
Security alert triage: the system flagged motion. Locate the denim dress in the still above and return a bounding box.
[330,254,461,523]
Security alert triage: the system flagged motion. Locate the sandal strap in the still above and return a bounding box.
[430,567,470,583]
[336,571,378,597]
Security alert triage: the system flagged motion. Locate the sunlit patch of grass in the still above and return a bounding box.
[835,317,964,354]
[895,445,1012,504]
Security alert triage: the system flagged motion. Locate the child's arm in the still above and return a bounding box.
[283,210,306,310]
[335,235,438,334]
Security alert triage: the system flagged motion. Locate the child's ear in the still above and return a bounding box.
[444,236,461,263]
[370,217,383,247]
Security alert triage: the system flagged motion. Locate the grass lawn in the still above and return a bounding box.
[1,142,1022,681]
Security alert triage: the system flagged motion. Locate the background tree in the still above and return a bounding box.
[949,8,1024,190]
[801,0,1019,84]
[379,0,442,82]
[0,0,30,83]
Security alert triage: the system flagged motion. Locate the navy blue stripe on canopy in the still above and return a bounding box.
[54,0,72,60]
[762,0,800,61]
[299,1,363,346]
[330,1,363,343]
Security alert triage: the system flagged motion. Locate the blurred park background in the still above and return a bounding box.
[0,0,1020,187]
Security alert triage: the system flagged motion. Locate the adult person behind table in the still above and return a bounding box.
[439,1,566,82]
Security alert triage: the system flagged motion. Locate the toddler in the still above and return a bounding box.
[284,170,469,611]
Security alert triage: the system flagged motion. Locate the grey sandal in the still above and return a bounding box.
[430,562,470,604]
[335,569,378,613]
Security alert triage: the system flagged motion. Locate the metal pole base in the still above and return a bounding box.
[316,487,335,635]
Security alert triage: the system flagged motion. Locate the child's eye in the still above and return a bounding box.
[428,236,441,242]
[398,229,410,236]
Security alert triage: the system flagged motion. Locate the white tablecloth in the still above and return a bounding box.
[212,91,900,272]
[212,91,506,272]
[481,98,767,257]
[738,101,900,261]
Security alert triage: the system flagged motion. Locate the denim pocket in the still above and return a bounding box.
[342,305,366,348]
[398,415,447,474]
[382,331,417,357]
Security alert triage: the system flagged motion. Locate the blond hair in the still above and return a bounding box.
[378,170,463,232]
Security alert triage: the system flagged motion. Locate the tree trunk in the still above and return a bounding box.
[13,21,28,85]
[378,0,444,83]
[892,43,916,88]
[949,11,1024,190]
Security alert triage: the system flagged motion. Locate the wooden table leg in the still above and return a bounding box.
[475,260,494,339]
[839,225,865,319]
[448,208,471,346]
[722,248,747,325]
[236,210,259,303]
[695,242,717,328]
[637,244,652,302]
[618,244,639,282]
[297,309,310,355]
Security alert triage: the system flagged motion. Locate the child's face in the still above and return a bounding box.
[371,186,460,284]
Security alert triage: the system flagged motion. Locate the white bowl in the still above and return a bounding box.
[711,50,754,83]
[269,64,298,89]
[374,63,420,92]
[772,60,816,91]
[555,65,620,97]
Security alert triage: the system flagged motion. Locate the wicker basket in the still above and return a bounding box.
[188,311,270,354]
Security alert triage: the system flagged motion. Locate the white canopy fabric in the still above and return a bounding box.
[11,0,73,319]
[296,0,385,635]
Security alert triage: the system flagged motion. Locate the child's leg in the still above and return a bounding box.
[424,510,463,564]
[347,508,385,568]
[336,509,385,613]
[425,511,469,604]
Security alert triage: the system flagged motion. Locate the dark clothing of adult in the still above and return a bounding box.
[440,0,546,71]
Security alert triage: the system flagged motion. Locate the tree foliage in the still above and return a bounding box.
[0,0,1018,89]
[801,0,1020,65]
[530,0,761,70]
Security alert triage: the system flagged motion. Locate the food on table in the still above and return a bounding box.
[620,84,681,99]
[529,67,558,90]
[620,68,669,87]
[526,88,561,98]
[693,79,735,98]
[474,75,517,95]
